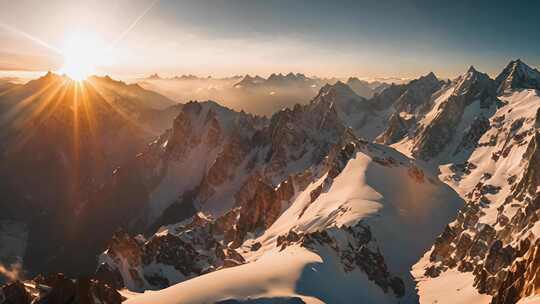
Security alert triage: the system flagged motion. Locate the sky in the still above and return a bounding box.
[0,0,539,79]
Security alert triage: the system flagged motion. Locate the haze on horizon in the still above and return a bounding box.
[0,0,539,80]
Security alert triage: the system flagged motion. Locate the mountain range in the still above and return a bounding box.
[1,59,540,304]
[138,72,391,116]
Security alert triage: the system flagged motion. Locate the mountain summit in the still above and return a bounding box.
[495,59,540,93]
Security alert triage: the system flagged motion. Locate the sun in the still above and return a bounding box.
[59,31,111,81]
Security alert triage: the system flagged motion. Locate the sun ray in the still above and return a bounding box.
[0,79,58,127]
[84,79,158,136]
[78,81,100,151]
[7,79,69,153]
[59,31,111,81]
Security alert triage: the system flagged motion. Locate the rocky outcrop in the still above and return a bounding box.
[490,238,540,304]
[99,135,365,291]
[495,59,540,94]
[0,274,123,304]
[422,130,540,303]
[377,112,415,144]
[369,83,408,111]
[412,67,498,160]
[276,222,405,298]
[513,132,540,200]
[99,219,247,291]
[453,116,491,155]
[0,281,31,304]
[392,72,442,114]
[346,77,375,98]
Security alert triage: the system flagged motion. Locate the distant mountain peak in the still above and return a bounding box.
[319,81,356,97]
[460,65,491,82]
[233,74,265,88]
[425,71,438,80]
[495,59,540,93]
[345,77,375,98]
[416,71,439,85]
[146,73,162,80]
[312,81,362,112]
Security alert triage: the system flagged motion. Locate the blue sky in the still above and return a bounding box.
[0,0,538,78]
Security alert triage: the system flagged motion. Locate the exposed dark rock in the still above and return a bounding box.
[413,67,498,160]
[0,281,31,304]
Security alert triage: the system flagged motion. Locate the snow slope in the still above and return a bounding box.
[125,245,392,304]
[412,88,540,303]
[123,139,463,303]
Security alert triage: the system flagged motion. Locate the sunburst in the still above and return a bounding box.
[58,31,112,81]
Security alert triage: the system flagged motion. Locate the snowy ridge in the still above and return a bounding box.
[105,132,463,303]
[412,88,540,303]
[114,59,540,304]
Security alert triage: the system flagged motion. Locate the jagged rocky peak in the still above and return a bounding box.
[345,77,374,98]
[377,112,414,145]
[146,73,162,80]
[393,71,443,113]
[449,65,496,98]
[311,81,369,120]
[369,72,439,112]
[369,82,408,110]
[285,72,308,81]
[495,59,540,94]
[0,275,124,304]
[414,71,439,85]
[411,66,498,160]
[164,100,266,157]
[315,80,359,101]
[233,74,265,87]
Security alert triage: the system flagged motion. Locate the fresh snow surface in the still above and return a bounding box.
[242,145,462,302]
[439,89,539,225]
[129,142,463,303]
[413,89,540,303]
[124,245,392,304]
[412,252,491,304]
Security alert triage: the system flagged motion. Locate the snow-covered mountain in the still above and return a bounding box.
[233,74,267,88]
[93,74,466,303]
[345,77,391,98]
[3,59,540,304]
[100,131,462,303]
[96,59,540,304]
[411,61,540,304]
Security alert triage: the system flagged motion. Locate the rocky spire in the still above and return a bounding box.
[495,59,540,94]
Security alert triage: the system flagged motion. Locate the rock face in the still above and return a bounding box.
[378,112,414,145]
[101,123,463,304]
[98,129,358,290]
[412,67,499,160]
[346,77,376,98]
[495,59,540,94]
[413,60,540,304]
[392,72,442,114]
[0,274,123,304]
[276,222,405,298]
[0,281,31,304]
